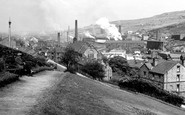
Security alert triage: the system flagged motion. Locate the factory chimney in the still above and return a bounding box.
[8,18,12,48]
[118,25,122,34]
[73,20,78,43]
[57,32,60,46]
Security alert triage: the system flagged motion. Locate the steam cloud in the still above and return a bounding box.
[96,17,122,41]
[83,31,95,39]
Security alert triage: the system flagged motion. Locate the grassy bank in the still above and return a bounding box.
[28,73,185,115]
[0,72,19,87]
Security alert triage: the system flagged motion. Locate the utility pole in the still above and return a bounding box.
[8,18,12,48]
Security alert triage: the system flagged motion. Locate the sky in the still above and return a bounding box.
[0,0,185,33]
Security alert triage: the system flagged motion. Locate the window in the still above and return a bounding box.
[88,53,94,59]
[177,66,180,73]
[158,75,162,81]
[177,84,180,92]
[177,74,180,81]
[143,71,146,77]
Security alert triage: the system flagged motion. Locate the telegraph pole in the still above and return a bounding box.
[8,18,12,48]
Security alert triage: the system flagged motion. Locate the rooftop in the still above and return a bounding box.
[105,40,145,44]
[67,41,98,54]
[150,61,178,74]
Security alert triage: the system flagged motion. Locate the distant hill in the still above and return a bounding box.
[83,10,185,36]
[112,10,185,33]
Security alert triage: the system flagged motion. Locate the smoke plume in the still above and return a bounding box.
[96,17,122,40]
[83,31,95,39]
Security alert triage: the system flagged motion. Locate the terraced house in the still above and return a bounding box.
[140,61,185,97]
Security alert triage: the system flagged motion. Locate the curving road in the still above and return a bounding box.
[0,70,65,115]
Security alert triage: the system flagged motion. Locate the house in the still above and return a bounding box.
[103,64,113,81]
[171,34,185,41]
[148,61,185,97]
[68,41,102,60]
[102,49,126,58]
[142,34,149,41]
[139,63,153,79]
[126,34,142,41]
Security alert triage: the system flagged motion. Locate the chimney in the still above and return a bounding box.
[180,55,185,66]
[8,18,12,48]
[57,32,60,46]
[74,20,78,41]
[152,58,158,66]
[151,51,158,66]
[118,25,122,34]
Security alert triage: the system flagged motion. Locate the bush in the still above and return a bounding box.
[81,60,105,80]
[118,79,184,107]
[0,58,5,72]
[0,72,19,87]
[35,56,47,67]
[109,56,130,76]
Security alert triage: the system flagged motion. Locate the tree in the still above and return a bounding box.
[81,60,105,80]
[0,58,5,72]
[61,47,81,73]
[109,56,130,76]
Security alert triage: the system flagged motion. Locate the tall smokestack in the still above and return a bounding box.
[73,20,78,43]
[8,18,12,48]
[57,32,60,46]
[118,25,122,34]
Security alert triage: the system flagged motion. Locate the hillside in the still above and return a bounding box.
[29,73,185,115]
[82,10,185,36]
[112,10,185,32]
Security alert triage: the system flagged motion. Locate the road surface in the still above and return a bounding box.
[0,70,64,115]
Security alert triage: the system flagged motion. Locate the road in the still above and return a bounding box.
[0,70,64,115]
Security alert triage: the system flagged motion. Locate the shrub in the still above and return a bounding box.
[35,56,47,63]
[109,56,130,76]
[0,72,19,87]
[0,58,5,72]
[81,60,105,80]
[118,79,184,107]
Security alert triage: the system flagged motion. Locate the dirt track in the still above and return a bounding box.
[0,71,64,115]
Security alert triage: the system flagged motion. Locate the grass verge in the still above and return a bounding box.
[0,71,19,87]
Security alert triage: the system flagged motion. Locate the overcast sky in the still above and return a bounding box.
[0,0,185,33]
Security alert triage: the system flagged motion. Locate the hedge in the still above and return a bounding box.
[0,72,19,87]
[118,79,184,107]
